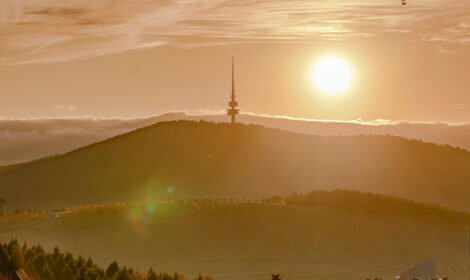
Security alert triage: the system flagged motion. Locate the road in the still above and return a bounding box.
[0,211,58,238]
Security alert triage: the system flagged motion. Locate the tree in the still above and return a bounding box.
[146,268,158,280]
[106,261,119,278]
[173,272,183,280]
[0,246,9,272]
[75,255,85,269]
[61,265,74,280]
[10,246,24,271]
[64,252,73,265]
[85,257,94,269]
[53,256,66,277]
[51,247,61,262]
[87,269,100,280]
[115,267,133,280]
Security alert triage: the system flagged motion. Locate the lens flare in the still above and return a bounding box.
[145,203,157,213]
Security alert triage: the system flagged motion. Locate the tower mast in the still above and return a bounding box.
[227,57,239,124]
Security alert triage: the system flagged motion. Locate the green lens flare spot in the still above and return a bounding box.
[145,203,157,213]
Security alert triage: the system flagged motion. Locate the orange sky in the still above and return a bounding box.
[1,0,470,122]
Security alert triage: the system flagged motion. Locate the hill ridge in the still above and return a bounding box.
[1,120,470,211]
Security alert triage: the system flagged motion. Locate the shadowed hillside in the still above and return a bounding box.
[1,190,470,280]
[1,121,470,211]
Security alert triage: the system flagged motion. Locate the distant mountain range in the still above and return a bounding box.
[1,121,470,212]
[2,112,470,165]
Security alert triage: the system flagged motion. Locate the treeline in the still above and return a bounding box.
[267,190,470,221]
[0,240,206,280]
[46,189,470,224]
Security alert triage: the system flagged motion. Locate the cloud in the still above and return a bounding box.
[1,0,470,64]
[0,113,188,165]
[55,105,78,112]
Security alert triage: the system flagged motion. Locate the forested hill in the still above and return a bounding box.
[2,190,470,279]
[1,121,470,210]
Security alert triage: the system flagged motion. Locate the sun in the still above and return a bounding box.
[310,55,353,96]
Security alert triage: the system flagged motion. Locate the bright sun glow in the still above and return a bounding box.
[311,56,353,96]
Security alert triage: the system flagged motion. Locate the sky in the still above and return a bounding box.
[1,0,470,122]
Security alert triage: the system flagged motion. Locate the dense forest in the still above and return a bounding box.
[0,239,202,280]
[1,121,470,211]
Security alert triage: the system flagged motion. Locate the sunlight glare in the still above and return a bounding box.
[311,55,353,96]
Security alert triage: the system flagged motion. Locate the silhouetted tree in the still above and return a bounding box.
[115,267,133,280]
[0,246,9,272]
[106,261,120,278]
[147,268,158,280]
[10,246,24,271]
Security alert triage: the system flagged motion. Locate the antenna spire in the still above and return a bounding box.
[227,57,240,124]
[232,57,235,101]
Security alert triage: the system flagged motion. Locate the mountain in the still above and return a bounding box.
[1,121,470,211]
[0,113,185,165]
[2,191,470,280]
[3,112,470,165]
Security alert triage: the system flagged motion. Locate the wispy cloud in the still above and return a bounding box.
[55,104,78,112]
[0,0,469,64]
